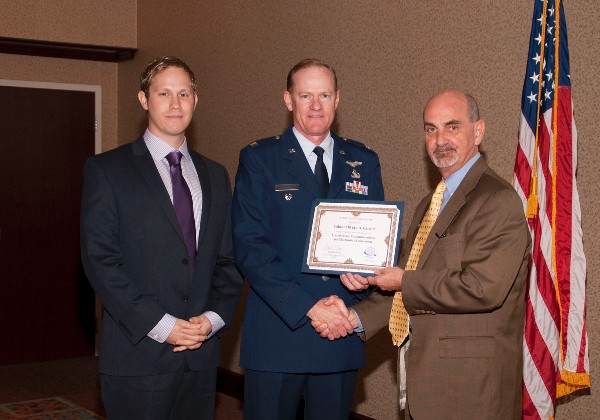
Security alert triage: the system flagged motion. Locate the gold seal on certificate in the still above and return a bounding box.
[302,200,404,274]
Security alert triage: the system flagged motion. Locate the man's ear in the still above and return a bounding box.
[474,119,485,146]
[138,91,149,110]
[283,90,293,112]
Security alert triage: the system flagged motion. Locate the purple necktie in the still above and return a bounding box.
[165,151,196,269]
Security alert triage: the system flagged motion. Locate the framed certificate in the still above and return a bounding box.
[302,200,404,275]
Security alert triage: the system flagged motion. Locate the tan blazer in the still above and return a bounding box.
[354,158,531,419]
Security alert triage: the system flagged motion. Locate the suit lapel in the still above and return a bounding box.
[282,128,321,198]
[416,158,489,269]
[130,137,187,246]
[190,152,211,250]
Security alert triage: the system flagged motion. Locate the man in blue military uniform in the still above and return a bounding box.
[232,58,385,420]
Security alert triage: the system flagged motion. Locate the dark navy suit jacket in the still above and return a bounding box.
[232,126,384,373]
[81,137,243,376]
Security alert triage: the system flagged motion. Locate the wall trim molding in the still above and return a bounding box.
[0,37,136,62]
[217,367,375,420]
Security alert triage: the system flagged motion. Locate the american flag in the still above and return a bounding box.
[513,0,589,418]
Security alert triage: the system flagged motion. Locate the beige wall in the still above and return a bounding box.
[2,0,136,47]
[2,1,599,418]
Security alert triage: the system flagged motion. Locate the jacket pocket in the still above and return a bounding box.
[439,336,495,358]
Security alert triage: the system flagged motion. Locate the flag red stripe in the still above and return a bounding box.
[522,383,542,420]
[513,142,532,197]
[530,217,561,327]
[524,292,557,397]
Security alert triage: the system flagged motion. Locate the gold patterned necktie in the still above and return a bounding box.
[389,180,447,346]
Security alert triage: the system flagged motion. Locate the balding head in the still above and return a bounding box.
[424,89,480,122]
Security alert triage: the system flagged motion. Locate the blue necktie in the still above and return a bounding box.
[166,151,196,269]
[313,146,329,197]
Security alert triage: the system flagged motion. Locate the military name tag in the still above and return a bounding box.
[274,184,300,191]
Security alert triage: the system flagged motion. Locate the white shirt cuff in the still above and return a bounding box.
[147,313,177,343]
[203,311,225,339]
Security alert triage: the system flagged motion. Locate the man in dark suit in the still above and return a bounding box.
[81,56,243,420]
[232,58,384,420]
[333,89,530,419]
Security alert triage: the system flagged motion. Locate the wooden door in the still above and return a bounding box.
[0,85,96,364]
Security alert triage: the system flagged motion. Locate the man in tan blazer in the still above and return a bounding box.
[321,89,531,419]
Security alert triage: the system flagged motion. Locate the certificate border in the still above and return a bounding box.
[301,199,404,275]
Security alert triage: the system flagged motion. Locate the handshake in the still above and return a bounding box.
[308,267,405,341]
[307,295,359,341]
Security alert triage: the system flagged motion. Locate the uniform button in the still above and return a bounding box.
[182,295,189,302]
[182,258,188,265]
[322,275,330,281]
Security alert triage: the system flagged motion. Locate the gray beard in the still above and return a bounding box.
[432,149,459,168]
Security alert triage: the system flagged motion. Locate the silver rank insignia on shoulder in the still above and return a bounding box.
[351,169,361,179]
[345,160,362,168]
[285,193,293,201]
[288,148,296,154]
[339,149,346,155]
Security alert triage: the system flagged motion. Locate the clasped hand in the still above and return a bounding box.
[166,315,212,352]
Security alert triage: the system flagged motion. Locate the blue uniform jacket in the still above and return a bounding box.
[232,126,385,373]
